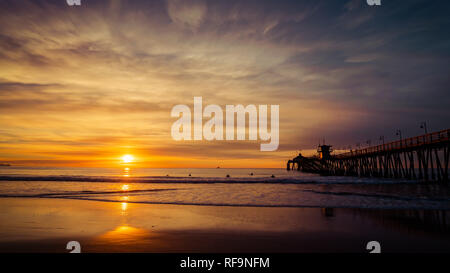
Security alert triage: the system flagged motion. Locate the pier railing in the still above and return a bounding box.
[288,129,450,182]
[334,129,450,159]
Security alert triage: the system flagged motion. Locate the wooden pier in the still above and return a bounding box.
[287,129,450,182]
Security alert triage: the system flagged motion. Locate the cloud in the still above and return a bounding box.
[0,0,449,166]
[167,0,207,30]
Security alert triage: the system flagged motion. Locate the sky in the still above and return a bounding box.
[0,0,449,168]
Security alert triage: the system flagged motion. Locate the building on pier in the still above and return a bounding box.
[287,129,450,182]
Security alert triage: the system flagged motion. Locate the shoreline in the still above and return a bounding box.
[1,196,449,210]
[0,198,449,253]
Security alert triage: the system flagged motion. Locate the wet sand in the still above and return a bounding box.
[0,198,449,253]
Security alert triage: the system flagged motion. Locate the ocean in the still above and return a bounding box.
[1,166,449,209]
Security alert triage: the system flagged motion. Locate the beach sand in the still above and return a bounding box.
[0,198,449,253]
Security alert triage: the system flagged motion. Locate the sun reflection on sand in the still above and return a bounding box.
[94,225,152,246]
[89,202,146,248]
[90,202,158,251]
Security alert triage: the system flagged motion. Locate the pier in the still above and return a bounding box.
[287,129,450,182]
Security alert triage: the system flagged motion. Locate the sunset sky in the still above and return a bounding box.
[0,0,449,168]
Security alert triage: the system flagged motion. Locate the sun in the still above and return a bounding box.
[121,154,134,163]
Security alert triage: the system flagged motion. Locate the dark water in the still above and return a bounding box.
[0,167,449,209]
[0,167,449,252]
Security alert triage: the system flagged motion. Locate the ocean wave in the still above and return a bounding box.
[1,172,448,210]
[302,189,450,203]
[1,186,449,210]
[1,195,448,210]
[0,175,415,185]
[0,188,177,198]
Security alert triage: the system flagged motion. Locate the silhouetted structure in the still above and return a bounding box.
[287,129,450,182]
[317,145,332,160]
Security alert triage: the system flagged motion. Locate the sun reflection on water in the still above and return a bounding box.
[120,195,129,215]
[121,202,128,212]
[123,167,130,177]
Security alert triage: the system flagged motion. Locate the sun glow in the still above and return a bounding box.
[121,154,134,163]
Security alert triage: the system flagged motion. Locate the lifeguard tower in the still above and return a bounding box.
[317,145,333,160]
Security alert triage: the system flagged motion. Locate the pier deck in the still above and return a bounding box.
[287,129,450,182]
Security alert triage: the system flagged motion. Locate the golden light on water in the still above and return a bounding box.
[121,202,128,212]
[121,184,130,191]
[123,167,130,177]
[120,196,129,215]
